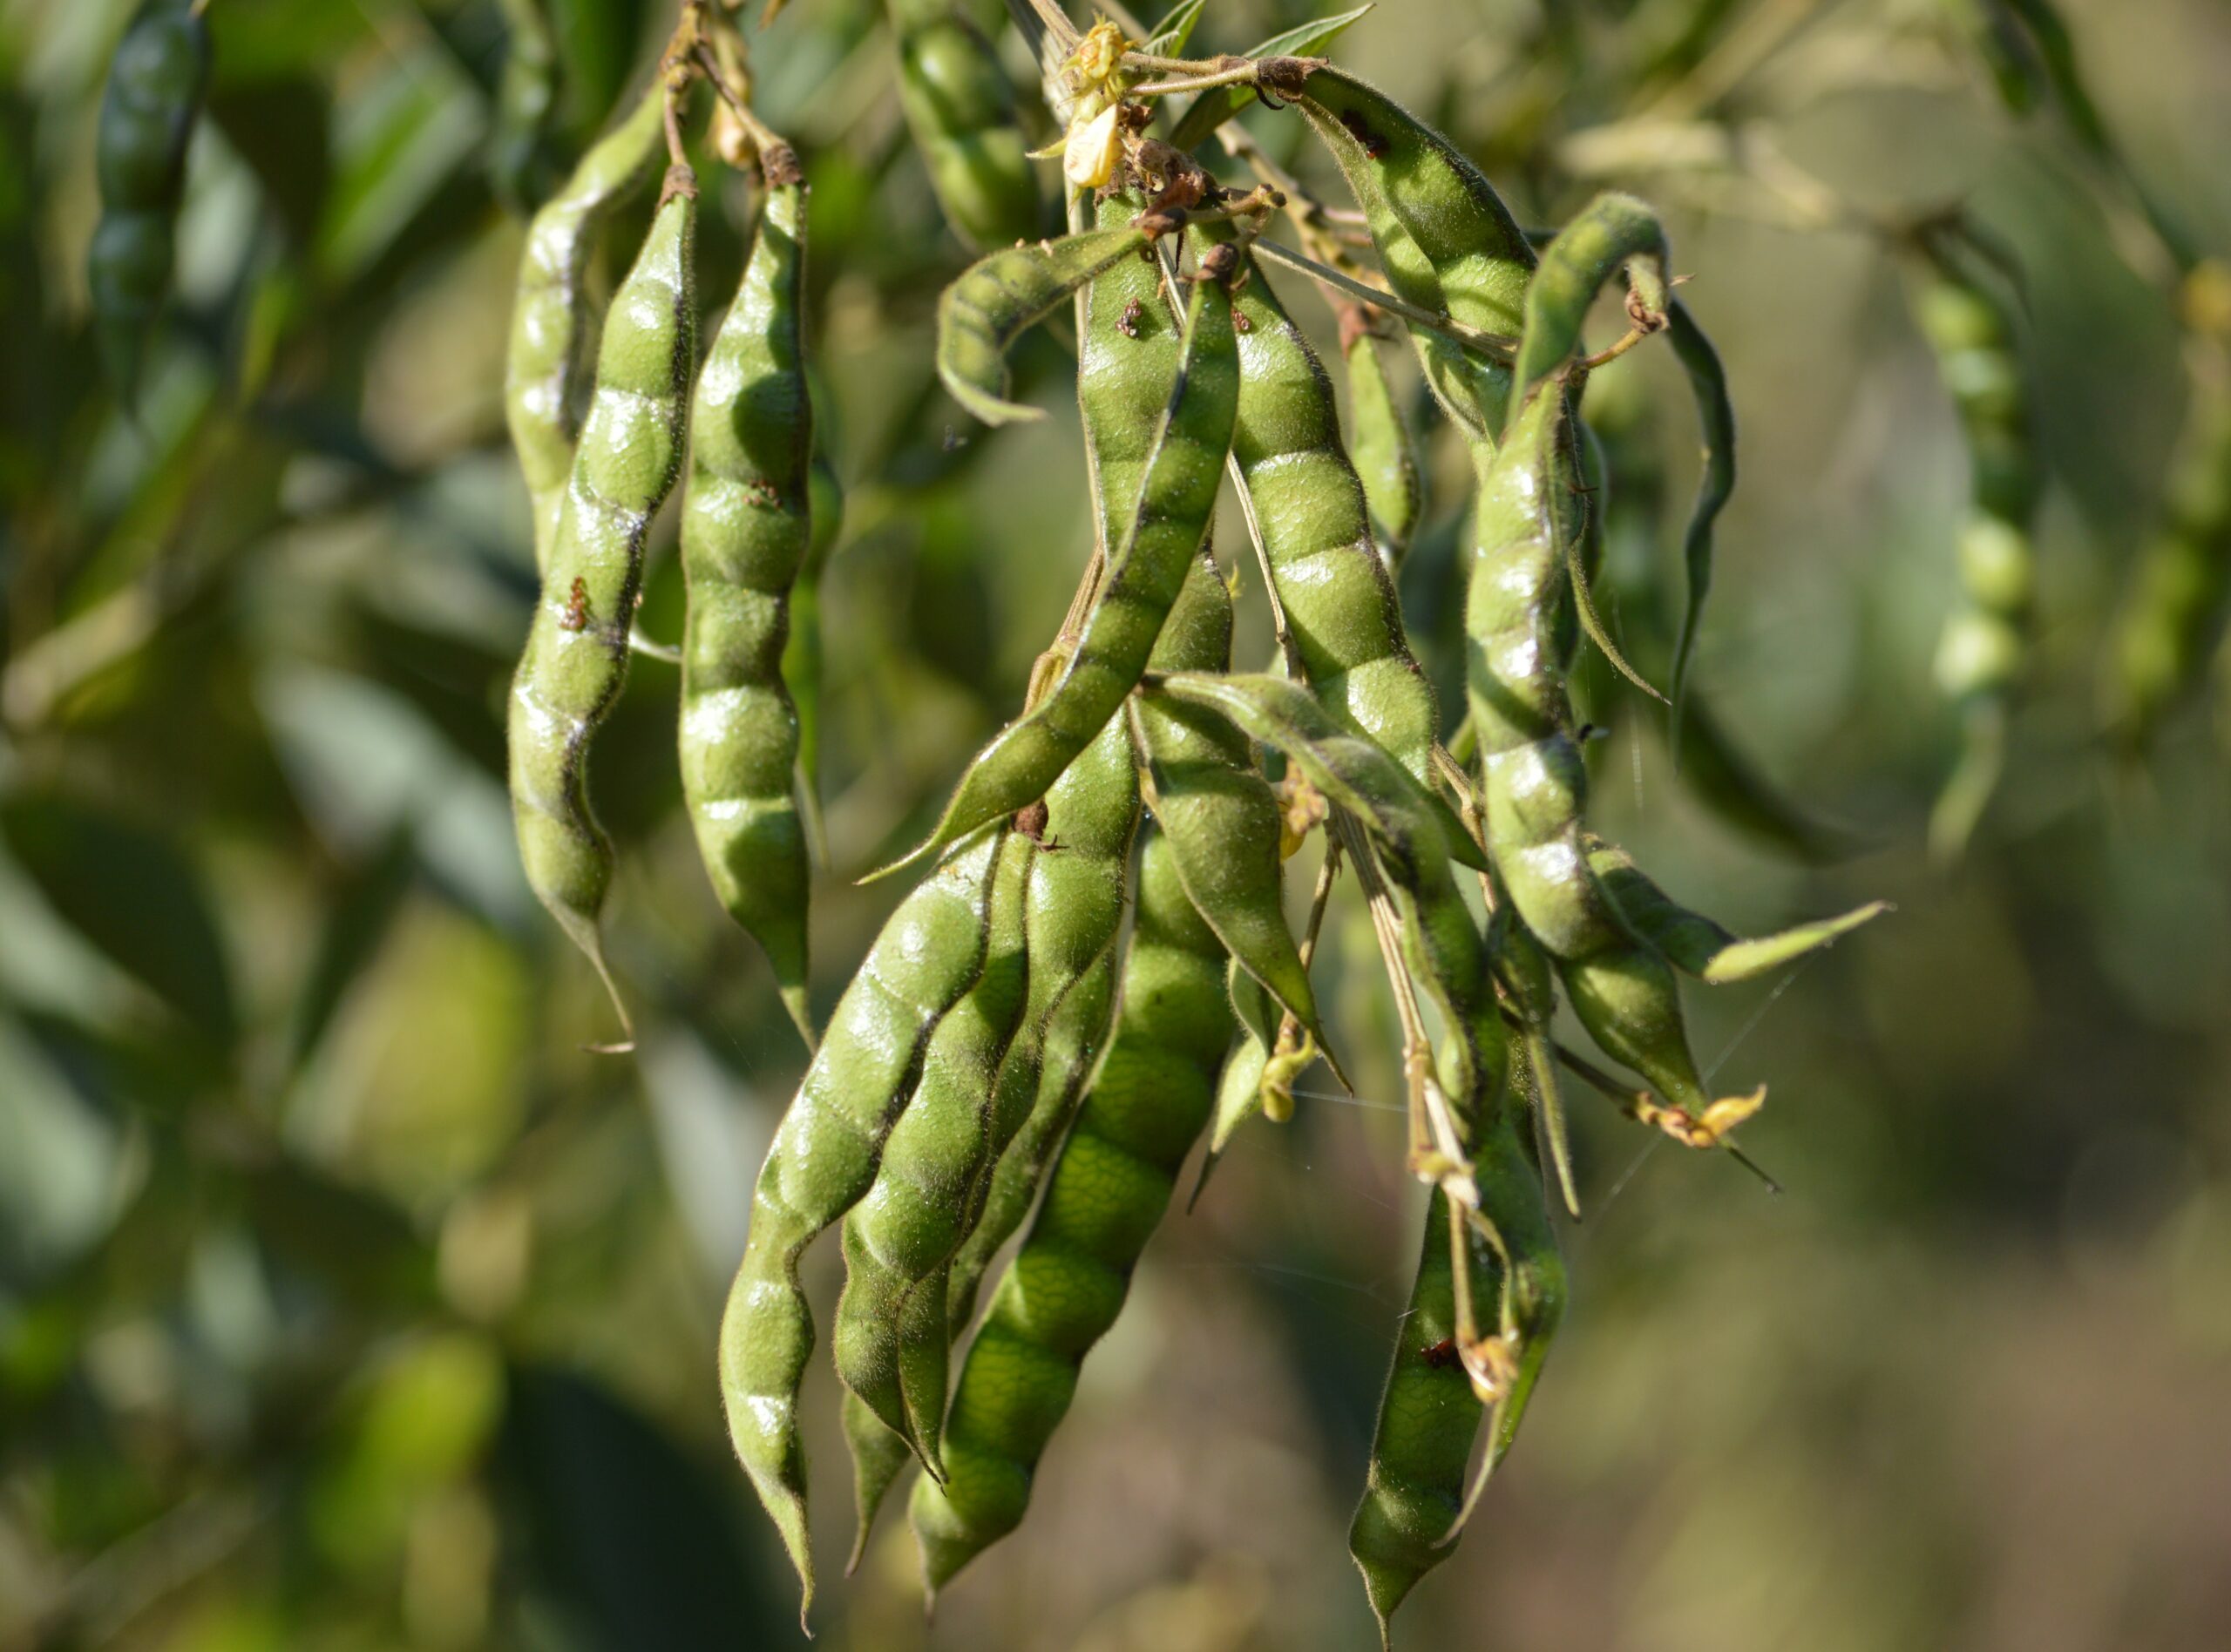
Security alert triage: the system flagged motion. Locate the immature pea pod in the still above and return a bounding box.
[1350,1123,1557,1644]
[87,0,211,404]
[1291,65,1536,439]
[505,87,668,571]
[678,152,817,1045]
[721,833,1004,1621]
[1145,671,1566,1623]
[833,829,1034,1477]
[783,454,844,841]
[1911,255,2038,860]
[1204,961,1279,1161]
[1584,840,1884,984]
[1144,673,1509,1164]
[1665,297,1737,718]
[1201,226,1438,785]
[936,225,1157,426]
[1340,306,1424,568]
[847,711,1143,1555]
[885,258,1240,876]
[1136,552,1320,1039]
[2106,329,2231,746]
[907,823,1234,1599]
[847,714,1142,1555]
[490,0,562,213]
[506,173,697,1045]
[887,0,1041,253]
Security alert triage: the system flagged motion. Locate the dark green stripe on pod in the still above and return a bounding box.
[909,824,1231,1599]
[506,173,698,1046]
[680,167,817,1046]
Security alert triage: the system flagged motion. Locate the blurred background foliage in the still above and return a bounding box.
[3,0,2230,1648]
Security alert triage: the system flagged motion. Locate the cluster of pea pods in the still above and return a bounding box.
[473,6,1903,1640]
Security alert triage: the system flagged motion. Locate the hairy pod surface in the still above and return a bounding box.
[505,88,668,571]
[937,226,1155,425]
[721,834,1005,1620]
[89,0,210,402]
[1207,229,1439,784]
[680,167,817,1044]
[887,0,1041,251]
[1292,65,1536,437]
[834,829,1034,1474]
[506,178,697,1035]
[890,266,1239,874]
[908,822,1232,1597]
[849,713,1143,1554]
[1463,379,1725,1112]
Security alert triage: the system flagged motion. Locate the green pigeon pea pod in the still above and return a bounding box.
[505,86,669,572]
[1910,253,2038,861]
[887,0,1042,253]
[1584,839,1885,984]
[1507,191,1671,405]
[832,828,1035,1477]
[936,224,1158,426]
[884,257,1239,877]
[721,832,1005,1622]
[783,452,845,853]
[678,154,817,1046]
[1290,64,1536,439]
[907,822,1233,1600]
[1197,224,1439,786]
[1340,305,1425,569]
[490,0,563,213]
[1466,383,1737,1121]
[1080,192,1184,549]
[506,173,698,1046]
[2106,322,2231,747]
[845,714,1144,1554]
[1143,672,1509,1174]
[1349,1120,1561,1644]
[1134,549,1322,1042]
[87,0,210,404]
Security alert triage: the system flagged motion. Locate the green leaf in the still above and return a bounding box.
[0,794,236,1049]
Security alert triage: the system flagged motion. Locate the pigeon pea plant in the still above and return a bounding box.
[478,0,1893,1638]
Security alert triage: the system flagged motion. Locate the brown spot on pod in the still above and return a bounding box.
[1420,1337,1459,1370]
[1013,800,1049,841]
[1116,298,1143,338]
[561,578,591,631]
[1196,241,1241,287]
[1339,111,1387,159]
[747,479,782,508]
[1232,306,1251,334]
